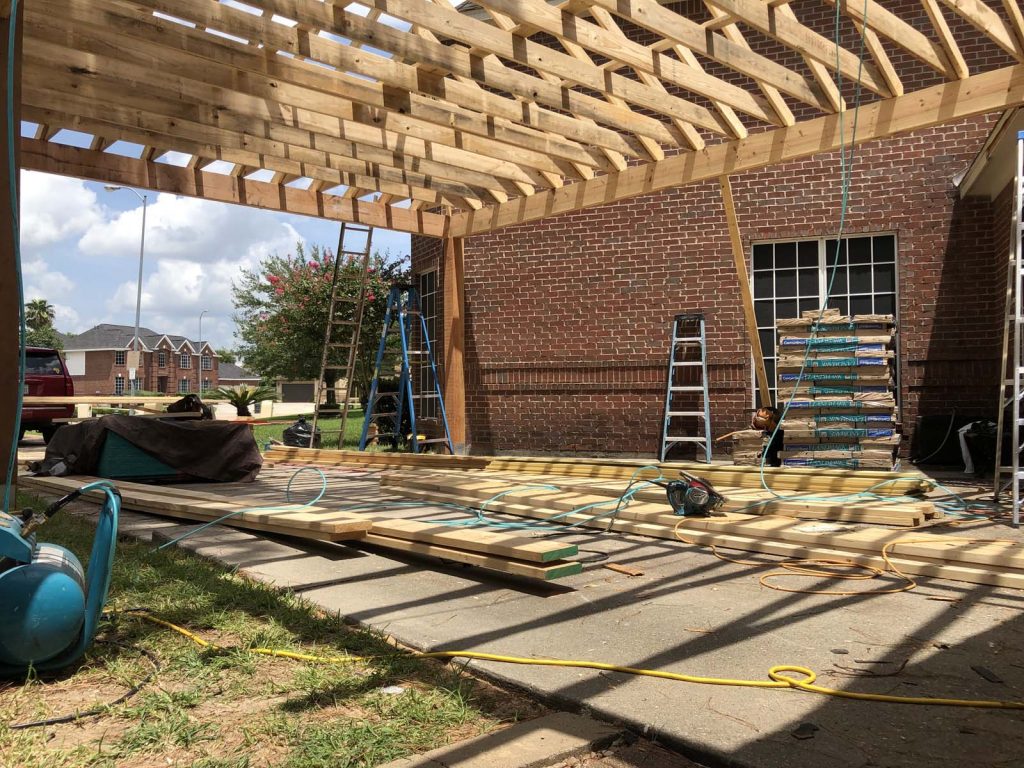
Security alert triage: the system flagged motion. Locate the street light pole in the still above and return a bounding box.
[198,309,208,393]
[104,186,148,394]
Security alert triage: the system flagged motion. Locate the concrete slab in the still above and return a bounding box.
[374,713,620,768]
[57,469,1024,768]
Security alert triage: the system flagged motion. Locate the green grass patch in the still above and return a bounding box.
[0,493,543,767]
[251,411,366,451]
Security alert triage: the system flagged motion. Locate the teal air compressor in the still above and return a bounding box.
[0,482,120,676]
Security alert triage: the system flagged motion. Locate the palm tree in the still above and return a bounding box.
[26,299,56,330]
[210,384,277,417]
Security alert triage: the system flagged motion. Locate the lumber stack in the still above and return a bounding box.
[264,446,933,496]
[379,472,1024,590]
[775,309,898,470]
[728,430,768,466]
[378,469,939,527]
[18,474,581,582]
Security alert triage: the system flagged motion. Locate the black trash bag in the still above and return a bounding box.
[166,394,214,420]
[963,419,998,476]
[283,417,321,448]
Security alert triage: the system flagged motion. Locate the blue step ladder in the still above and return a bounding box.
[659,313,712,462]
[359,284,454,454]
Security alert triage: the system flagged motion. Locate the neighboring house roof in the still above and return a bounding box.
[218,362,260,381]
[60,324,216,355]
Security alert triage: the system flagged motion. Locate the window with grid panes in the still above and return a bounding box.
[201,355,212,371]
[114,350,126,366]
[179,353,191,369]
[178,378,190,394]
[751,234,897,406]
[158,351,167,367]
[114,375,124,395]
[416,270,439,419]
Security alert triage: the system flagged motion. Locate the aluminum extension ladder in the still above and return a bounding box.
[359,283,453,454]
[659,313,712,462]
[309,223,374,448]
[993,132,1024,527]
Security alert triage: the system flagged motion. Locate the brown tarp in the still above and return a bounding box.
[30,415,262,482]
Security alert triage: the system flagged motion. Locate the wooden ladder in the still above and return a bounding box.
[309,223,374,448]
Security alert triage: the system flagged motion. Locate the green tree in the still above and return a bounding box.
[215,347,238,364]
[24,299,63,350]
[233,243,408,402]
[26,298,56,330]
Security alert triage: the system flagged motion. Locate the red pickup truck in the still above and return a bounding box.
[21,346,75,443]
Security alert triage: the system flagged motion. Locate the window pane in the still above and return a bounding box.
[849,264,873,293]
[798,268,817,296]
[753,244,773,270]
[754,271,773,297]
[830,297,849,315]
[25,352,62,375]
[850,295,874,315]
[775,269,797,297]
[754,300,774,326]
[798,298,819,315]
[776,299,798,319]
[875,293,896,316]
[825,239,847,266]
[774,242,796,269]
[831,266,848,293]
[848,237,872,264]
[874,262,896,293]
[798,240,817,267]
[759,329,775,356]
[874,236,895,262]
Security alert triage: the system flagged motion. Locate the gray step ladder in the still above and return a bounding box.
[993,131,1024,527]
[660,313,712,462]
[309,222,374,448]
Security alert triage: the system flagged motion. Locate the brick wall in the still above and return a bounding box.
[71,349,220,396]
[410,2,1014,456]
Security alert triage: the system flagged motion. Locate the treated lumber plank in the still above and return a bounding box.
[366,518,578,563]
[359,533,582,581]
[384,486,1024,589]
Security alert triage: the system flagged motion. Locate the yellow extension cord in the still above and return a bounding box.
[112,610,1024,711]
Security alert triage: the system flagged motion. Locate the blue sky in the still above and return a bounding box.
[19,131,411,350]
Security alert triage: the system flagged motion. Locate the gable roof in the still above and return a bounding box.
[61,324,216,355]
[218,363,260,381]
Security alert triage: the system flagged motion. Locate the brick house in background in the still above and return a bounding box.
[409,0,1013,458]
[60,324,220,396]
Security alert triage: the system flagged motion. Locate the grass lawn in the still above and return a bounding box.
[251,411,366,452]
[0,493,543,768]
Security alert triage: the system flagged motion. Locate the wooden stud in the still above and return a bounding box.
[720,176,772,407]
[443,235,467,453]
[921,0,971,79]
[938,0,1023,59]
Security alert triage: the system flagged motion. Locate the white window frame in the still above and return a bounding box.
[158,351,167,367]
[114,350,126,366]
[179,353,192,369]
[201,354,212,371]
[201,378,211,392]
[178,378,190,394]
[416,269,439,419]
[749,233,899,407]
[114,375,125,395]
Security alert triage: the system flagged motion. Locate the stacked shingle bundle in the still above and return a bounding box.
[774,308,898,470]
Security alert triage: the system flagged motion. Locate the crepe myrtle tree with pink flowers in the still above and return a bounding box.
[233,243,408,404]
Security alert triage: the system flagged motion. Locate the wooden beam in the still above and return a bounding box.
[0,0,21,512]
[443,236,467,453]
[720,176,771,407]
[922,0,971,79]
[587,0,832,111]
[22,139,449,238]
[938,0,1023,59]
[450,64,1024,236]
[705,0,892,96]
[823,0,954,78]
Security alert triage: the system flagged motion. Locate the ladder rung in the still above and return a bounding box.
[667,411,706,417]
[672,362,703,367]
[674,337,703,342]
[669,386,704,392]
[666,436,707,442]
[416,438,450,444]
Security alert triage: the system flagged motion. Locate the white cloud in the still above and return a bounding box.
[19,171,103,247]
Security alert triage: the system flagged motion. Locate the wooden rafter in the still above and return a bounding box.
[11,0,1024,237]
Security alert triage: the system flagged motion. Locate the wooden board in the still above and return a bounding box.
[359,533,583,581]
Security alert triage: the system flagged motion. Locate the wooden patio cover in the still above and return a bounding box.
[4,0,1024,458]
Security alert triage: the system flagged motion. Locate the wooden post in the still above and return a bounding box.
[719,175,772,407]
[442,235,467,453]
[0,1,22,510]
